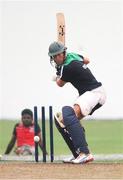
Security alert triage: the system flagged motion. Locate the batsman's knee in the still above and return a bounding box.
[54,105,83,129]
[73,104,84,120]
[62,106,79,126]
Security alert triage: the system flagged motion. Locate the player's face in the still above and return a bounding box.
[22,114,33,127]
[53,53,65,65]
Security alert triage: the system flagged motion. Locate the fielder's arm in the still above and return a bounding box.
[5,135,16,154]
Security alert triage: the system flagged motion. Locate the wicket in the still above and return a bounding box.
[34,106,54,163]
[34,106,39,162]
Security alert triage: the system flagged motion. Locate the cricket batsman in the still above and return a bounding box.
[48,41,106,164]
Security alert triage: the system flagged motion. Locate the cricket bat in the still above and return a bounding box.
[56,13,65,45]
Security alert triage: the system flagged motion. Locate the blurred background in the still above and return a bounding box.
[0,0,123,119]
[0,0,123,158]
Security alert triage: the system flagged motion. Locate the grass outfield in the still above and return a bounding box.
[0,119,123,155]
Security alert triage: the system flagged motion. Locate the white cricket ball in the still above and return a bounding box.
[34,136,40,142]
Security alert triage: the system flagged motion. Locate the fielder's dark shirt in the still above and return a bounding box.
[61,60,102,95]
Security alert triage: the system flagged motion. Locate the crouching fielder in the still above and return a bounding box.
[48,41,106,164]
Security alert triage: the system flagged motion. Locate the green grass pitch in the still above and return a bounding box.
[0,119,123,155]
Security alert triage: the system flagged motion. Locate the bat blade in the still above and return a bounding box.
[56,13,65,45]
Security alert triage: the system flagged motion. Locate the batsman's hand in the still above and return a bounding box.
[52,75,60,82]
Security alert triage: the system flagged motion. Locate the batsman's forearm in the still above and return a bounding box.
[56,78,66,87]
